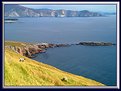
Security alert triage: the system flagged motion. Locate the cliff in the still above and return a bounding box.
[5,41,43,58]
[5,41,71,58]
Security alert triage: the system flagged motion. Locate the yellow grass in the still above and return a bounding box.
[4,41,105,86]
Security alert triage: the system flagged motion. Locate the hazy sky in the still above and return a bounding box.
[21,5,116,12]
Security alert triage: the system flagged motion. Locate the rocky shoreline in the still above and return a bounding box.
[5,41,115,58]
[5,42,70,58]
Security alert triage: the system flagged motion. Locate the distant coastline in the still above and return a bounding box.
[5,5,104,17]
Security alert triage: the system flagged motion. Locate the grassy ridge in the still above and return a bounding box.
[5,41,105,86]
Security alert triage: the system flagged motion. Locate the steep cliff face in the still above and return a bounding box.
[5,41,71,58]
[5,41,46,58]
[4,5,103,17]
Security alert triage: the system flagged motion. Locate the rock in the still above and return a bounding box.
[36,43,49,48]
[5,44,45,58]
[48,44,56,48]
[78,42,114,46]
[55,44,70,47]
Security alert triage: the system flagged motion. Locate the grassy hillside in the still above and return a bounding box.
[4,41,105,86]
[5,41,32,47]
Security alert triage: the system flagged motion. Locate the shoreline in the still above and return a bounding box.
[5,41,115,58]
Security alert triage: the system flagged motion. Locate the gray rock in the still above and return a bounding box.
[78,42,114,46]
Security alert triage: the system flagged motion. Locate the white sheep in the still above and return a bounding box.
[19,58,25,62]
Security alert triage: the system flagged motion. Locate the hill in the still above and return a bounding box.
[4,4,103,17]
[4,41,105,86]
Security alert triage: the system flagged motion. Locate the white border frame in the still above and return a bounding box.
[2,1,120,89]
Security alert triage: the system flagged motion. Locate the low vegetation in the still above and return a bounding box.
[4,41,105,86]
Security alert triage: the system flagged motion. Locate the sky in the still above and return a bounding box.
[21,5,116,13]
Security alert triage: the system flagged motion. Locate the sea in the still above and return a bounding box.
[5,15,117,86]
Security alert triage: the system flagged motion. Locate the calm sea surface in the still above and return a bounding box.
[5,16,117,85]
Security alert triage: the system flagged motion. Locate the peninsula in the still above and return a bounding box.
[5,41,115,58]
[5,41,105,86]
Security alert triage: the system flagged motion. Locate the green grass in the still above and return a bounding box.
[5,41,34,47]
[4,41,105,86]
[5,41,27,47]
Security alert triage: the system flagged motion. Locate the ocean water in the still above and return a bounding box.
[33,45,116,86]
[5,16,117,86]
[5,16,116,44]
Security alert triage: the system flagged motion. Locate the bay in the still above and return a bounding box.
[5,15,117,85]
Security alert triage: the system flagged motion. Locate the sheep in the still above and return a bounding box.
[19,58,25,62]
[61,76,68,82]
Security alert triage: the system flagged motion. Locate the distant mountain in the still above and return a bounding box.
[4,5,103,17]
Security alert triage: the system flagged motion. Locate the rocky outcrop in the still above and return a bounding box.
[5,41,115,58]
[5,44,44,58]
[78,42,115,46]
[5,42,70,58]
[36,43,70,48]
[50,44,70,48]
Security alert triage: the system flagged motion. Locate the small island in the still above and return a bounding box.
[4,18,18,23]
[77,41,115,46]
